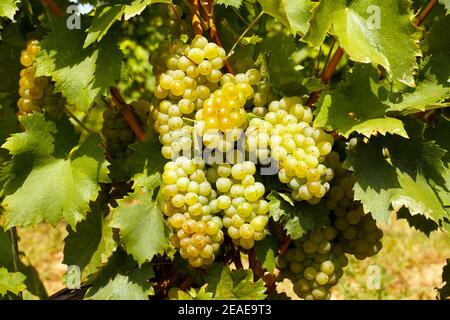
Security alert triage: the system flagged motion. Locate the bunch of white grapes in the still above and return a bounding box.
[245,97,335,203]
[325,152,383,260]
[276,226,348,300]
[206,161,270,249]
[162,156,224,267]
[17,40,65,117]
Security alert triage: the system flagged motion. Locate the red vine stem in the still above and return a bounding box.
[199,0,235,74]
[415,0,438,26]
[192,0,204,35]
[110,87,145,141]
[306,0,439,107]
[40,0,64,17]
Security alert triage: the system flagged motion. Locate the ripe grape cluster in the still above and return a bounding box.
[245,97,335,203]
[276,226,348,300]
[206,161,269,249]
[162,157,224,268]
[325,152,383,260]
[102,101,135,158]
[18,40,65,117]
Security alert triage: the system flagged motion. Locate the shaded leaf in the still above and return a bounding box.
[205,264,267,300]
[267,191,330,239]
[85,249,154,300]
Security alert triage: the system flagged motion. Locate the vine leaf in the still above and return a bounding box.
[346,120,448,224]
[110,173,169,266]
[257,0,316,36]
[85,249,154,300]
[0,267,26,297]
[315,65,408,138]
[388,14,450,114]
[440,0,450,15]
[64,201,117,276]
[177,285,213,300]
[123,0,171,20]
[84,5,124,48]
[267,191,330,240]
[0,113,109,229]
[0,0,19,20]
[205,264,267,300]
[35,19,122,112]
[304,0,421,87]
[216,0,243,8]
[254,235,278,273]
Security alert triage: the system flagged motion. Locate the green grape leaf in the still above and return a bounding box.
[283,0,317,36]
[0,267,26,296]
[123,0,171,20]
[241,35,263,46]
[216,0,243,8]
[110,178,169,266]
[304,0,421,87]
[0,0,19,20]
[257,0,316,36]
[35,19,122,112]
[387,15,450,114]
[177,285,213,300]
[85,249,154,300]
[258,30,305,94]
[346,120,448,224]
[315,65,408,138]
[84,5,125,48]
[267,191,330,239]
[1,113,109,229]
[64,200,117,276]
[254,235,278,273]
[205,264,267,300]
[258,0,289,26]
[302,0,345,46]
[440,0,450,14]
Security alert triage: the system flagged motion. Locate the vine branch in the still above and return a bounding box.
[40,0,64,17]
[110,87,145,142]
[415,0,439,26]
[9,227,23,299]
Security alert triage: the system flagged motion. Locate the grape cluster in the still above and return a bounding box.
[206,161,269,249]
[245,97,335,203]
[200,80,250,132]
[325,152,383,260]
[17,40,65,117]
[102,102,135,158]
[162,157,224,268]
[152,99,195,160]
[276,226,348,300]
[150,36,228,158]
[164,4,190,38]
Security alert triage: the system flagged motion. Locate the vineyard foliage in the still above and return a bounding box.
[0,0,449,300]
